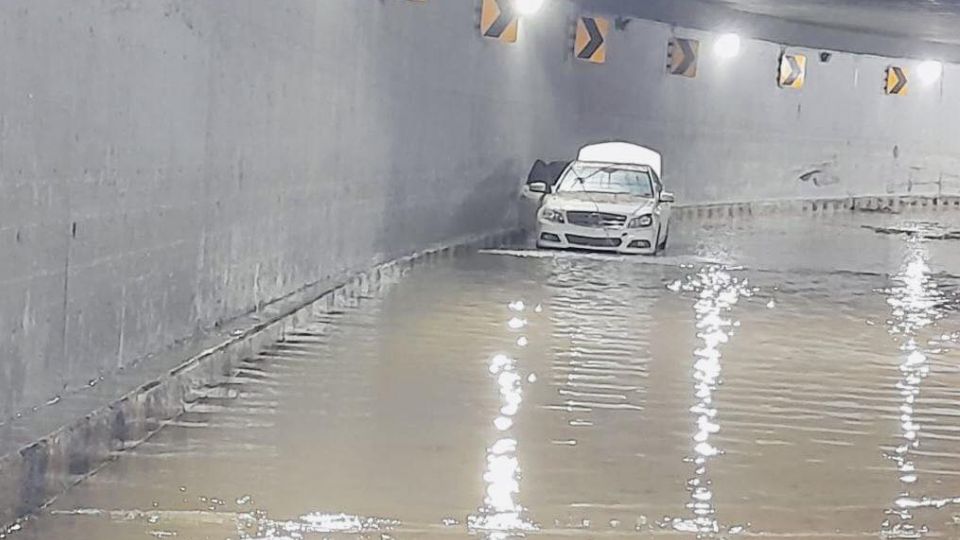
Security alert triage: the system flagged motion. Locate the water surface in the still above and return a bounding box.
[12,211,960,539]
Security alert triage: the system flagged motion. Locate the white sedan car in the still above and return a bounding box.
[526,143,674,255]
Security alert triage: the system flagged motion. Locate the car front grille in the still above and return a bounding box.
[565,211,627,228]
[566,234,622,248]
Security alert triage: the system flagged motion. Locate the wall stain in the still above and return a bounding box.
[799,168,840,187]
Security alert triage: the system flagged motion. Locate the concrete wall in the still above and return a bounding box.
[1,0,959,443]
[0,0,560,430]
[566,16,960,203]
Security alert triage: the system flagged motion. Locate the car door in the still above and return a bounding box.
[652,172,672,244]
[519,160,569,233]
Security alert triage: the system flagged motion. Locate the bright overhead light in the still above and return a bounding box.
[714,33,741,59]
[513,0,545,16]
[917,60,943,85]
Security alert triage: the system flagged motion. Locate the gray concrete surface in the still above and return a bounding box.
[3,0,960,525]
[0,0,555,437]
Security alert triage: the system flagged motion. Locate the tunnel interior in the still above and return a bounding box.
[3,0,960,538]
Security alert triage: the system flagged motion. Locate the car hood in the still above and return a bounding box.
[544,192,656,216]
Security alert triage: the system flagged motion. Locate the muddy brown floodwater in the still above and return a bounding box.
[11,212,960,540]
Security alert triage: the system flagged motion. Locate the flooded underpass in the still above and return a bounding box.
[13,211,960,540]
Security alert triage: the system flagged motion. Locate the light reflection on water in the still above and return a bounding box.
[466,302,538,539]
[13,212,960,540]
[663,266,753,537]
[881,244,950,539]
[236,511,401,539]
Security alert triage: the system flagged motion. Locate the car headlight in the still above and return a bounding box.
[627,214,654,228]
[541,208,565,223]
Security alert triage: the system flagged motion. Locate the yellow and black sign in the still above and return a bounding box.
[778,53,807,89]
[480,0,518,43]
[575,16,609,64]
[667,37,699,77]
[885,66,908,95]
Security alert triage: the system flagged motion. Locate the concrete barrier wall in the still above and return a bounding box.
[2,0,960,516]
[0,1,564,432]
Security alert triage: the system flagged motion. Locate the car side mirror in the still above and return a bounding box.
[660,191,675,203]
[528,182,549,194]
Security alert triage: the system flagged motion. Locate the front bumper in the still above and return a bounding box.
[537,221,657,254]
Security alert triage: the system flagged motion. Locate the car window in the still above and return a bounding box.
[556,165,654,197]
[527,160,570,187]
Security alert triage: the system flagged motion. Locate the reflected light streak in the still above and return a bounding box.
[468,302,537,538]
[882,245,944,539]
[665,266,750,538]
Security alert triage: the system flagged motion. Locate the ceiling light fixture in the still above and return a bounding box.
[714,33,741,59]
[513,0,545,16]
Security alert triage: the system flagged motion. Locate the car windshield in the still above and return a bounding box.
[556,164,655,197]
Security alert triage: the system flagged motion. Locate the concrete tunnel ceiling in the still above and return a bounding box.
[585,0,960,61]
[700,0,960,45]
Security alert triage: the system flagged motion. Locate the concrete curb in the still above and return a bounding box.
[673,195,960,220]
[0,229,520,531]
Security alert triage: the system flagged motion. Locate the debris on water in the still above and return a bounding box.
[147,514,160,524]
[534,304,543,313]
[767,299,776,309]
[236,495,252,505]
[728,523,748,534]
[440,517,459,526]
[49,509,104,516]
[857,205,897,214]
[667,280,682,292]
[517,336,528,347]
[609,519,621,528]
[862,223,960,240]
[178,486,187,493]
[242,512,401,535]
[527,373,537,383]
[508,317,527,330]
[551,439,577,446]
[508,300,525,312]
